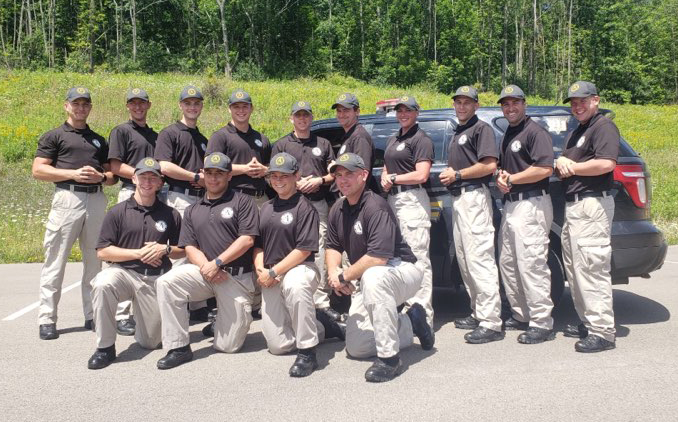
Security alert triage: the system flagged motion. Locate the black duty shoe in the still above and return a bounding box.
[365,356,403,383]
[87,345,116,370]
[289,348,318,378]
[321,307,342,322]
[406,303,435,350]
[157,345,193,369]
[464,327,505,344]
[207,309,218,323]
[518,327,556,344]
[251,308,262,320]
[454,315,480,330]
[202,322,214,338]
[189,307,211,322]
[39,323,59,340]
[563,323,588,339]
[504,317,529,331]
[84,319,95,331]
[116,319,136,336]
[316,309,346,341]
[575,335,615,353]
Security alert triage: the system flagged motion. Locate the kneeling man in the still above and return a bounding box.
[254,153,345,378]
[156,152,259,369]
[326,153,434,383]
[88,158,183,369]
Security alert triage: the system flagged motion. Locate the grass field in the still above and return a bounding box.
[1,70,676,263]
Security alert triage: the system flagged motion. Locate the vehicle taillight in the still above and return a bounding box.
[614,164,647,208]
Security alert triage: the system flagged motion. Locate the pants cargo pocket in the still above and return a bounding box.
[576,237,611,273]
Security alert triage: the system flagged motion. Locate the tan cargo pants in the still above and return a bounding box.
[261,264,325,354]
[388,187,434,327]
[345,259,422,359]
[310,199,330,309]
[451,186,502,331]
[562,195,616,341]
[156,264,254,352]
[91,265,162,349]
[499,194,554,329]
[38,187,107,325]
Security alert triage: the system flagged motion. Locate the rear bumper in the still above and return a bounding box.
[611,220,667,282]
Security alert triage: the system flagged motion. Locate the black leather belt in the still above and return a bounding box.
[448,183,486,197]
[505,189,548,202]
[169,185,204,197]
[234,187,266,198]
[55,182,102,193]
[565,191,610,202]
[388,184,423,195]
[220,265,253,276]
[131,267,166,276]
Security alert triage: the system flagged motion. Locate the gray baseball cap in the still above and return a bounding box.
[498,84,526,103]
[564,81,599,103]
[291,100,313,114]
[134,157,162,176]
[331,93,360,109]
[268,153,299,174]
[66,87,91,102]
[127,87,149,102]
[453,86,479,102]
[228,89,252,105]
[329,152,367,173]
[203,152,232,171]
[179,85,204,101]
[394,95,420,111]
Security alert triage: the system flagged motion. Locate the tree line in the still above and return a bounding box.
[3,0,677,104]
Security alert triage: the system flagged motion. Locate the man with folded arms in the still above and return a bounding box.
[88,158,183,369]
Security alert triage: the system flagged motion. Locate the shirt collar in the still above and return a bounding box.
[274,192,302,206]
[578,112,603,130]
[227,122,252,136]
[62,121,91,134]
[200,188,235,206]
[126,195,160,212]
[506,116,530,136]
[455,115,479,133]
[342,123,358,142]
[342,188,370,215]
[397,124,419,140]
[175,120,200,133]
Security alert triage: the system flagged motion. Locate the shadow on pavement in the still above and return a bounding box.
[116,343,156,363]
[316,339,345,370]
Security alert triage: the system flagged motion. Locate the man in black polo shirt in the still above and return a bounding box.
[108,87,159,336]
[556,81,619,353]
[87,158,183,370]
[272,101,335,320]
[32,87,116,340]
[206,89,271,208]
[439,85,504,344]
[327,153,433,383]
[155,153,259,369]
[495,85,556,344]
[154,85,208,217]
[255,152,345,378]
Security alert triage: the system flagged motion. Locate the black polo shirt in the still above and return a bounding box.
[499,116,554,193]
[154,121,208,190]
[255,192,319,268]
[96,197,182,273]
[447,115,498,187]
[384,124,434,176]
[108,120,158,185]
[561,113,620,195]
[35,122,108,185]
[206,123,271,193]
[326,190,416,265]
[272,133,335,201]
[179,189,259,267]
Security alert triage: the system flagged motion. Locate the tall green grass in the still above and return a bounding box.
[0,70,676,263]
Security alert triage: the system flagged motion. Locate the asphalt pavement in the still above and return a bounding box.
[2,247,677,421]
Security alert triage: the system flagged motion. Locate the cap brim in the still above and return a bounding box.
[329,163,365,173]
[267,167,297,174]
[135,169,162,176]
[127,96,149,102]
[394,103,418,110]
[497,95,524,104]
[331,102,355,109]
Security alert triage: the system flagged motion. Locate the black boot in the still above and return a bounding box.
[87,345,116,370]
[316,309,346,341]
[289,347,318,377]
[406,303,434,350]
[365,355,403,383]
[39,323,59,340]
[157,345,193,369]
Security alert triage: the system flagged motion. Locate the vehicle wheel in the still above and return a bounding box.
[548,248,565,306]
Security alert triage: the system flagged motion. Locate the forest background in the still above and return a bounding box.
[0,0,677,263]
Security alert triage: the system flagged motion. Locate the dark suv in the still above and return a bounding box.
[312,106,668,304]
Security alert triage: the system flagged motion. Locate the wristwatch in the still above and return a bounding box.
[268,268,277,279]
[454,170,462,182]
[389,174,397,184]
[193,173,200,183]
[507,176,513,188]
[338,273,348,285]
[165,244,171,256]
[214,257,224,267]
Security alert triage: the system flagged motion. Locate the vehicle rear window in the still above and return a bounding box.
[365,120,450,167]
